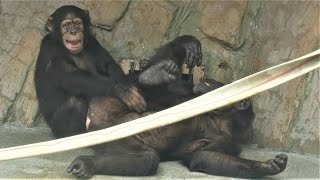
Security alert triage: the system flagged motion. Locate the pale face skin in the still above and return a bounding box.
[61,18,84,54]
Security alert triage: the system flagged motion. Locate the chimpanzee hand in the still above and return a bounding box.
[67,156,95,179]
[174,35,202,68]
[114,83,146,113]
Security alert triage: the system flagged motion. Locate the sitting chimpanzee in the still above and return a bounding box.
[35,5,288,179]
[34,5,201,138]
[67,77,288,179]
[34,6,140,137]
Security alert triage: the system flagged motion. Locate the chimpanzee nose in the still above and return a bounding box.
[70,24,78,36]
[70,29,77,36]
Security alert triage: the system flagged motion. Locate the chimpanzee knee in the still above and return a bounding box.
[49,97,88,138]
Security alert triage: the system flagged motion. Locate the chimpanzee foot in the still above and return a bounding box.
[257,153,288,176]
[139,60,179,85]
[67,156,95,179]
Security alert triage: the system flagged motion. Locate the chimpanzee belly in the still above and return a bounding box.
[133,121,194,153]
[87,97,194,153]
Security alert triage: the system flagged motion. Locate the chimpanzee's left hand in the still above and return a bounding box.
[174,35,202,68]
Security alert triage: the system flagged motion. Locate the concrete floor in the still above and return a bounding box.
[0,124,319,179]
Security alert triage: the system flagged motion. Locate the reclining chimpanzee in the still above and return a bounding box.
[67,77,288,179]
[34,5,288,179]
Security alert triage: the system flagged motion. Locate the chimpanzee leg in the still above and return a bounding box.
[139,35,202,86]
[184,150,288,178]
[67,139,160,178]
[48,96,88,138]
[138,60,179,85]
[137,60,196,111]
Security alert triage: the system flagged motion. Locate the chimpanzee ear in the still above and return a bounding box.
[46,16,54,32]
[83,9,91,25]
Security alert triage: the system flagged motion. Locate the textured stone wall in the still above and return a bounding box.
[0,0,318,155]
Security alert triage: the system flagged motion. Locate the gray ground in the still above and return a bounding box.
[0,124,319,179]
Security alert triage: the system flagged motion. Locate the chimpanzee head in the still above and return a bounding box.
[46,5,91,54]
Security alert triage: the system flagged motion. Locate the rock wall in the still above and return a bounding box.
[0,0,318,155]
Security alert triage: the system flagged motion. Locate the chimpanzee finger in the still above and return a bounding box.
[129,96,142,113]
[126,89,138,106]
[185,48,191,68]
[130,88,146,112]
[189,46,196,68]
[83,173,93,179]
[163,61,171,71]
[270,161,281,172]
[168,62,179,74]
[135,98,146,113]
[168,74,177,82]
[123,88,143,113]
[197,44,202,66]
[67,162,79,173]
[172,64,179,74]
[69,166,85,177]
[190,44,198,68]
[193,49,199,65]
[137,95,147,111]
[123,96,134,111]
[66,166,73,173]
[74,170,85,177]
[194,45,202,66]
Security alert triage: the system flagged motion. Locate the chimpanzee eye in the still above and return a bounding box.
[63,22,71,28]
[75,21,81,26]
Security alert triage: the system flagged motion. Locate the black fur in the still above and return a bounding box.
[35,6,140,138]
[36,5,288,179]
[68,77,288,179]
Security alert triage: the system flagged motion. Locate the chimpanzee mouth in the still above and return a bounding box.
[66,40,81,49]
[64,39,83,53]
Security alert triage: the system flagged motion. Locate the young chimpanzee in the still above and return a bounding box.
[67,77,288,179]
[34,5,201,138]
[34,5,143,138]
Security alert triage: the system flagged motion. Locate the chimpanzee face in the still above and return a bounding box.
[61,17,84,54]
[46,5,90,55]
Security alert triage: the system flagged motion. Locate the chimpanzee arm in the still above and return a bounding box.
[89,36,127,81]
[90,38,146,112]
[47,59,117,97]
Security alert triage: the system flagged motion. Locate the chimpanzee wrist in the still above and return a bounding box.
[113,82,130,99]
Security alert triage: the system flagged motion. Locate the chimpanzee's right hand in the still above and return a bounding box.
[114,83,146,113]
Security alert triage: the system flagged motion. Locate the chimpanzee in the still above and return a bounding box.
[34,5,195,138]
[67,76,288,179]
[35,5,288,179]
